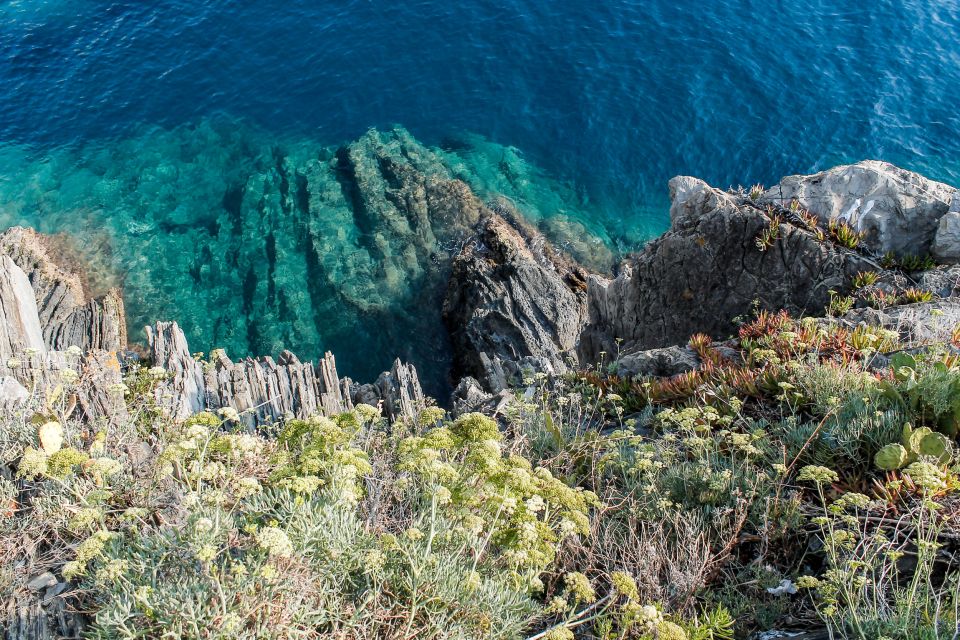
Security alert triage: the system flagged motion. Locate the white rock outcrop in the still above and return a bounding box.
[932,195,960,264]
[0,255,46,365]
[762,160,955,256]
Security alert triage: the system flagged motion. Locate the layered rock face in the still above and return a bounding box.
[443,210,590,392]
[760,160,957,258]
[0,232,427,426]
[0,227,126,359]
[0,227,129,423]
[579,176,877,361]
[146,321,425,427]
[0,251,128,423]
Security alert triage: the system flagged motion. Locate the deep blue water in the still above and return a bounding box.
[1,0,960,395]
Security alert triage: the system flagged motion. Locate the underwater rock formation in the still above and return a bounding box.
[760,160,956,257]
[0,121,622,399]
[444,211,590,392]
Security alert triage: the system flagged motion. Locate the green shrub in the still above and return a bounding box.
[851,271,879,290]
[7,313,960,639]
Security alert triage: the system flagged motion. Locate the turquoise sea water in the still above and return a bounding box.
[1,0,959,397]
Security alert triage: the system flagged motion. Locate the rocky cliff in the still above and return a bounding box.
[7,157,960,638]
[0,227,428,427]
[0,228,125,360]
[444,209,590,393]
[449,160,960,392]
[2,159,960,420]
[579,175,880,360]
[579,162,960,364]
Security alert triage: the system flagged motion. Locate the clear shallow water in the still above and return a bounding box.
[1,0,960,397]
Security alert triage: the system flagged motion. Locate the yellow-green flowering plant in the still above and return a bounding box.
[397,412,598,577]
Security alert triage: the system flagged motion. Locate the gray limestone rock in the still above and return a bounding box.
[581,176,877,361]
[26,573,56,593]
[4,594,85,640]
[917,265,960,298]
[840,300,960,346]
[614,345,702,379]
[0,227,126,353]
[371,359,427,423]
[450,376,494,416]
[443,213,590,392]
[932,193,960,263]
[761,160,955,256]
[146,321,425,426]
[0,376,29,405]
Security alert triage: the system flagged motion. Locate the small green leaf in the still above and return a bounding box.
[544,411,562,450]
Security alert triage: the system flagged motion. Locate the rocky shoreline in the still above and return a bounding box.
[6,158,960,638]
[1,160,959,429]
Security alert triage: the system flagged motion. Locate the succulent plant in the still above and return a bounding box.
[906,425,935,455]
[874,423,955,471]
[917,431,953,465]
[875,443,909,471]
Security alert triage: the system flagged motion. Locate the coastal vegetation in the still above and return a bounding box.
[4,157,960,639]
[5,306,960,639]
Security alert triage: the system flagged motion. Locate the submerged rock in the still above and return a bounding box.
[444,212,590,392]
[0,121,620,399]
[0,226,427,427]
[760,160,956,257]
